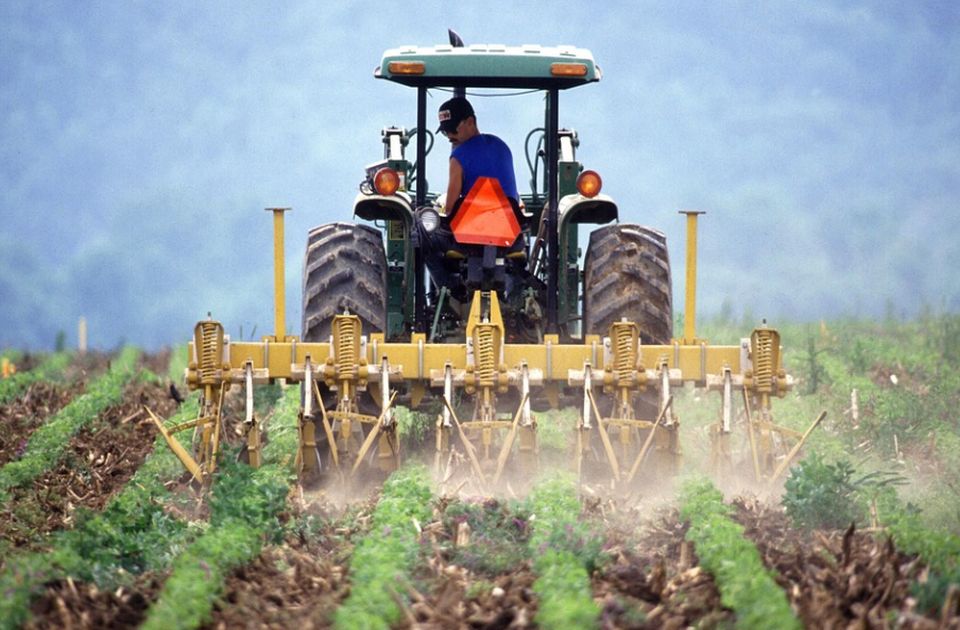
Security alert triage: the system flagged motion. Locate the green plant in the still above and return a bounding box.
[166,343,190,384]
[0,394,202,630]
[0,352,71,405]
[142,386,298,630]
[536,408,579,451]
[526,475,601,630]
[782,454,867,530]
[442,498,531,574]
[680,479,800,630]
[334,465,433,630]
[394,405,435,448]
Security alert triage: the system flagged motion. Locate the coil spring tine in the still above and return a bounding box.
[198,322,221,384]
[754,330,774,391]
[475,325,496,386]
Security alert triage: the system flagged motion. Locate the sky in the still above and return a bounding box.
[1,1,958,349]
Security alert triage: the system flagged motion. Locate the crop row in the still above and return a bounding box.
[0,346,139,502]
[0,352,72,406]
[0,390,200,630]
[679,478,800,630]
[334,464,434,629]
[142,384,299,630]
[527,476,602,629]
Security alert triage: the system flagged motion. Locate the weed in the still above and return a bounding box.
[442,498,531,574]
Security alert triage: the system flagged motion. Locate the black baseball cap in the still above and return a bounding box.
[437,97,475,134]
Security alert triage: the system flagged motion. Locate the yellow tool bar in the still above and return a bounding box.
[193,335,751,385]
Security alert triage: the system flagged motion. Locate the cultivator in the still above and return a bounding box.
[153,210,815,492]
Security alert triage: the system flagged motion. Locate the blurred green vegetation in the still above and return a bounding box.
[679,311,960,535]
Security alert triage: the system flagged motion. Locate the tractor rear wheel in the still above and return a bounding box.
[583,224,673,344]
[302,222,387,342]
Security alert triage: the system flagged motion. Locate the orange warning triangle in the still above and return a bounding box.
[450,177,521,247]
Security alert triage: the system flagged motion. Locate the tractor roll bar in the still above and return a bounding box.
[545,88,560,333]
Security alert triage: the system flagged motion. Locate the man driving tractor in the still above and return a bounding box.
[417,96,523,295]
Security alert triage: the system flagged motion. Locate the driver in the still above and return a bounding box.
[417,97,520,292]
[436,96,518,213]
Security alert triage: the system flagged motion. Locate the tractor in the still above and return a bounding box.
[154,33,817,494]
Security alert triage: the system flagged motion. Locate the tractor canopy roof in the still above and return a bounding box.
[376,43,601,89]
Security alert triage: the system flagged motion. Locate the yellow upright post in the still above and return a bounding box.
[679,210,705,344]
[266,207,291,341]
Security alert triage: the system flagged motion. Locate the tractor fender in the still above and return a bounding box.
[352,191,415,226]
[557,193,618,229]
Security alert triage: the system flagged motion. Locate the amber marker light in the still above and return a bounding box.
[373,167,401,195]
[388,61,426,75]
[550,62,588,77]
[576,170,602,197]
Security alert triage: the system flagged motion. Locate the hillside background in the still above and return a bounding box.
[1,1,958,349]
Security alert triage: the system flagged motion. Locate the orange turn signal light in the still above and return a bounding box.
[373,167,401,195]
[576,170,602,197]
[551,62,588,77]
[388,61,426,75]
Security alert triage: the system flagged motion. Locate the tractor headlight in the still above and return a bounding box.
[373,167,401,196]
[576,170,602,198]
[418,207,440,233]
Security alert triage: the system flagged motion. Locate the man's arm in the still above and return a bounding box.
[443,157,463,215]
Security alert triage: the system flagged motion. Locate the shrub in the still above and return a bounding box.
[782,454,867,530]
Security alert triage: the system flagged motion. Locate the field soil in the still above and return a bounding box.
[0,381,86,467]
[0,378,179,553]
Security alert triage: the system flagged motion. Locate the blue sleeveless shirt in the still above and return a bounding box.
[451,134,519,201]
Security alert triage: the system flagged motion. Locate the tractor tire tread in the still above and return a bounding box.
[301,222,387,342]
[583,223,673,345]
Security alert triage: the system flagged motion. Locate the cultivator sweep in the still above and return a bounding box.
[154,36,815,491]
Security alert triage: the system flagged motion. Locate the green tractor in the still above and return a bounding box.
[301,34,673,352]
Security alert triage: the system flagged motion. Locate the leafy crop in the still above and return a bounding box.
[0,346,139,501]
[680,478,800,630]
[142,385,298,630]
[394,405,435,448]
[0,351,70,405]
[536,407,579,451]
[334,465,433,630]
[527,475,601,630]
